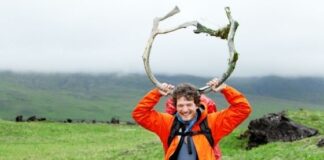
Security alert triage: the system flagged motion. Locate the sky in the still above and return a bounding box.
[0,0,323,77]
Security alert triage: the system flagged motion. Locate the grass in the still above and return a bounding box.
[0,121,161,160]
[0,110,323,159]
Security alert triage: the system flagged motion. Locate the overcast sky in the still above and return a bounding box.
[0,0,323,77]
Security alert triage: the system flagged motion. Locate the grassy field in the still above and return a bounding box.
[0,110,323,160]
[0,120,160,160]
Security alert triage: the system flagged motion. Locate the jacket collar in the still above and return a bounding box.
[195,103,208,125]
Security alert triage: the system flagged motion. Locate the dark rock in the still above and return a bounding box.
[38,117,46,121]
[317,138,324,147]
[110,117,119,124]
[245,111,318,149]
[66,118,72,123]
[15,115,24,122]
[27,116,37,122]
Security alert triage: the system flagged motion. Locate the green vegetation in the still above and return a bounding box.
[0,72,323,122]
[0,120,161,160]
[0,110,323,159]
[0,72,150,121]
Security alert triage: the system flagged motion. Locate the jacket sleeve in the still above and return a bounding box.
[208,85,252,143]
[132,88,172,136]
[165,97,176,115]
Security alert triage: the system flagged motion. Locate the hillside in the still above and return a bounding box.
[0,71,323,122]
[0,110,323,159]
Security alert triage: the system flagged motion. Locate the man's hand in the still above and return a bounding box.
[207,79,227,92]
[158,83,174,96]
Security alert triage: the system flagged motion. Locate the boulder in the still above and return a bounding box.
[317,138,324,148]
[15,115,24,122]
[244,111,318,149]
[27,115,37,122]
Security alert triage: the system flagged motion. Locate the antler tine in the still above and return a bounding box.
[143,6,198,90]
[198,7,239,93]
[143,7,180,89]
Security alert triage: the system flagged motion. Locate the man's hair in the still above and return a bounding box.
[172,83,200,107]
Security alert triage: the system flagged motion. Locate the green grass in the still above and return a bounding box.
[0,110,323,159]
[0,120,163,160]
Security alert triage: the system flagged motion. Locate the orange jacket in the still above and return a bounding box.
[132,85,252,160]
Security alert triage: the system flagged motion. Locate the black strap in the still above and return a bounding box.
[168,119,182,146]
[187,137,193,154]
[199,118,215,147]
[168,118,214,147]
[169,125,186,160]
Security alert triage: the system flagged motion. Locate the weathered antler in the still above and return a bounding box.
[143,6,239,93]
[196,7,239,92]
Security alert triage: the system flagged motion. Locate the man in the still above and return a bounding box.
[164,94,222,160]
[132,79,251,160]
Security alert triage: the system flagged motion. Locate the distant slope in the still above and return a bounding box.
[230,76,324,105]
[0,71,323,121]
[0,72,151,121]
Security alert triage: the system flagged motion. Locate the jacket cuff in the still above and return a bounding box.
[220,85,241,98]
[150,88,163,98]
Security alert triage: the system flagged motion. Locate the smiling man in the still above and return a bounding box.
[132,80,252,160]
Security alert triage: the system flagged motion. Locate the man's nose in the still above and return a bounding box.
[182,106,189,112]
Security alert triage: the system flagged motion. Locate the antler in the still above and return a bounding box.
[143,6,239,93]
[196,7,239,92]
[142,6,198,89]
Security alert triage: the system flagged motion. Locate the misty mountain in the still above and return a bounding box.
[229,76,324,105]
[0,71,323,121]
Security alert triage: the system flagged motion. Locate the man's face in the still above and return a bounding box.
[176,96,199,121]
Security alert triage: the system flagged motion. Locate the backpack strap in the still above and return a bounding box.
[167,118,182,146]
[167,117,214,148]
[199,118,215,147]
